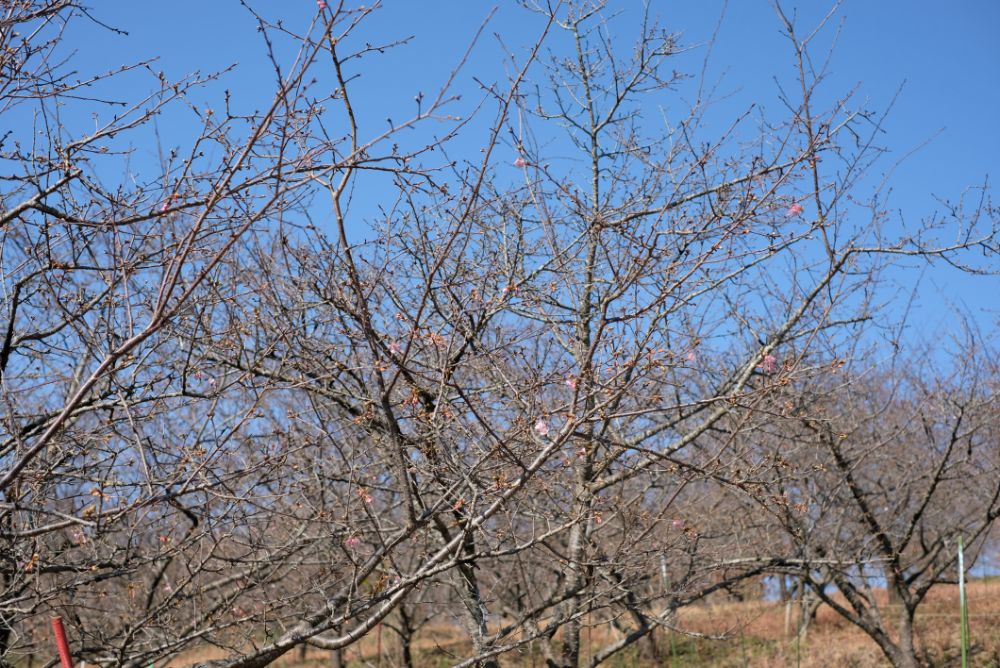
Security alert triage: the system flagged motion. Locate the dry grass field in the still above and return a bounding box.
[164,579,1000,667]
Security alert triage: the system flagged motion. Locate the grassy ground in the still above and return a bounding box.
[168,579,1000,667]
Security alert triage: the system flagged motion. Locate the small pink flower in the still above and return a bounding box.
[565,377,577,390]
[358,488,374,504]
[344,536,360,549]
[786,202,804,217]
[686,350,697,364]
[534,419,549,436]
[672,518,685,530]
[388,341,402,355]
[160,193,180,212]
[513,157,527,168]
[317,0,327,9]
[757,354,778,374]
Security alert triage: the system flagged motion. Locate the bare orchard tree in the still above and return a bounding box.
[741,330,1000,668]
[2,2,997,668]
[0,1,488,665]
[447,4,996,667]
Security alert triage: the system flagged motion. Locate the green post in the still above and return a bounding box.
[958,536,969,668]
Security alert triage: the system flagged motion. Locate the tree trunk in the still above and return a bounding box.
[400,635,414,668]
[454,559,500,668]
[396,606,416,668]
[555,480,593,668]
[796,592,821,644]
[557,530,583,667]
[886,646,921,668]
[432,514,499,668]
[892,610,921,668]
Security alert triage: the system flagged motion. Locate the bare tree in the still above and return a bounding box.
[1,1,497,665]
[2,2,997,667]
[742,330,1000,668]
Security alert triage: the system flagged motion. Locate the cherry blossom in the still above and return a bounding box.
[160,193,180,212]
[757,354,778,374]
[344,536,361,549]
[786,202,804,217]
[534,419,549,436]
[513,157,527,168]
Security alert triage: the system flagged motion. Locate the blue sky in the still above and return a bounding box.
[70,1,999,184]
[65,1,998,336]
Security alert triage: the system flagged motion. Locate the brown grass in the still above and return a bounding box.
[167,579,1000,667]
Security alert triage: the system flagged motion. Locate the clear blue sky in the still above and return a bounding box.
[66,1,998,335]
[70,1,999,182]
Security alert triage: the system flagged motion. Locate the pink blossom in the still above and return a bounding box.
[786,202,804,217]
[534,419,549,436]
[344,536,361,549]
[388,341,402,355]
[672,518,685,530]
[757,354,778,374]
[513,157,527,168]
[686,350,697,364]
[317,0,327,9]
[160,193,180,212]
[565,377,577,390]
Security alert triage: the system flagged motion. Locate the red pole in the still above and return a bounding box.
[51,616,73,668]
